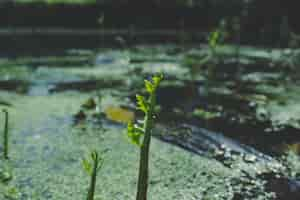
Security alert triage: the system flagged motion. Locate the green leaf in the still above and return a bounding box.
[128,131,142,146]
[127,122,134,134]
[144,80,154,93]
[127,74,163,147]
[82,158,92,175]
[209,30,220,48]
[152,74,163,89]
[128,122,144,135]
[127,122,143,147]
[136,94,148,113]
[96,157,104,172]
[91,151,98,162]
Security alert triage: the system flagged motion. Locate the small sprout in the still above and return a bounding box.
[144,80,154,93]
[4,187,21,200]
[82,150,105,200]
[127,74,163,200]
[81,98,97,110]
[209,30,220,50]
[73,110,86,124]
[2,109,9,159]
[0,168,12,183]
[82,158,92,175]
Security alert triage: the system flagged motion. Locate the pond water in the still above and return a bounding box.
[1,45,300,199]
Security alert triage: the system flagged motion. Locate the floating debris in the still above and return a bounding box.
[73,110,87,123]
[81,98,97,110]
[104,106,135,124]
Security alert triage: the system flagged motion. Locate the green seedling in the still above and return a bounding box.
[205,29,221,87]
[209,29,220,54]
[2,109,9,159]
[0,167,12,183]
[82,150,104,200]
[208,19,227,61]
[127,74,163,200]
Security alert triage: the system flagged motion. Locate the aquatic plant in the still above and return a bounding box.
[4,187,21,200]
[209,29,220,55]
[0,167,12,183]
[2,109,9,159]
[82,150,104,200]
[205,29,221,84]
[127,74,163,200]
[208,19,228,60]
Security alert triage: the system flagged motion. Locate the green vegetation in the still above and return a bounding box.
[0,167,12,183]
[16,0,96,4]
[193,108,220,120]
[2,109,9,159]
[0,90,245,200]
[209,30,220,55]
[82,150,104,200]
[127,74,163,200]
[1,45,300,199]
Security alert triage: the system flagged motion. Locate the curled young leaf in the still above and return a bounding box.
[82,150,105,175]
[144,80,154,93]
[82,158,92,175]
[127,122,135,134]
[209,30,220,49]
[136,94,148,113]
[152,74,163,89]
[96,157,104,172]
[127,122,143,147]
[91,151,98,162]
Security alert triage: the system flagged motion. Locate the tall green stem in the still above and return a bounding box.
[87,157,98,200]
[136,93,156,200]
[2,109,9,159]
[127,75,162,200]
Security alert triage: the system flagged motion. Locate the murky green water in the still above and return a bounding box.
[1,45,300,199]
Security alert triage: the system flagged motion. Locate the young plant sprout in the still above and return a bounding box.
[2,109,9,159]
[207,29,221,80]
[209,29,220,56]
[82,150,104,200]
[127,74,163,200]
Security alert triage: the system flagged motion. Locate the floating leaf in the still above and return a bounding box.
[73,110,86,123]
[81,98,96,110]
[283,143,300,154]
[104,106,135,124]
[193,108,220,120]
